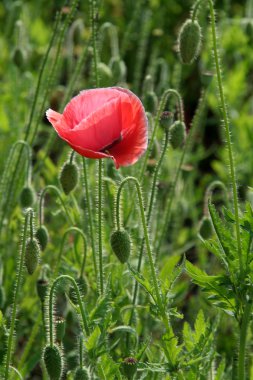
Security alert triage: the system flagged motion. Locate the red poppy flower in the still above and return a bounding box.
[46,87,148,168]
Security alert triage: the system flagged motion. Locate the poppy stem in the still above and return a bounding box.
[4,209,33,380]
[98,160,104,295]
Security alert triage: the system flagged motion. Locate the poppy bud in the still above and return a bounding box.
[199,216,213,239]
[74,367,89,380]
[110,230,131,264]
[12,47,27,70]
[36,225,49,251]
[143,91,158,114]
[120,357,138,380]
[69,276,88,304]
[25,238,40,275]
[60,161,79,195]
[178,19,202,64]
[0,286,6,309]
[43,344,62,380]
[55,316,66,343]
[110,57,127,83]
[20,186,35,208]
[160,111,174,130]
[98,62,113,87]
[169,121,186,149]
[37,278,49,303]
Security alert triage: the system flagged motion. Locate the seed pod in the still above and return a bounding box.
[121,357,138,380]
[35,225,49,251]
[110,230,131,264]
[98,62,113,87]
[55,316,66,343]
[60,161,79,195]
[36,278,49,303]
[20,186,35,208]
[143,91,158,114]
[69,277,88,304]
[169,121,186,149]
[199,216,213,239]
[25,238,40,275]
[160,111,174,130]
[74,367,89,380]
[178,19,202,64]
[44,344,62,380]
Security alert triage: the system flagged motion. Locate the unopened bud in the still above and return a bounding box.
[12,47,27,70]
[160,111,174,130]
[98,62,113,87]
[60,161,79,195]
[44,344,62,380]
[69,277,88,305]
[36,225,49,251]
[25,238,40,275]
[199,216,213,239]
[178,19,202,64]
[110,230,131,264]
[109,57,127,83]
[121,357,138,380]
[20,186,35,208]
[143,91,158,114]
[74,367,89,380]
[169,121,186,149]
[37,278,49,303]
[55,316,66,343]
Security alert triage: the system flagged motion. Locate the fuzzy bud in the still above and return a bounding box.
[12,47,27,70]
[44,344,62,380]
[74,367,89,380]
[36,278,49,303]
[60,161,79,195]
[160,111,174,130]
[25,238,40,275]
[199,216,213,239]
[20,186,35,208]
[98,62,113,87]
[178,19,202,64]
[169,121,186,149]
[69,277,88,305]
[109,57,127,83]
[143,91,158,114]
[110,230,131,264]
[121,357,138,380]
[35,225,49,251]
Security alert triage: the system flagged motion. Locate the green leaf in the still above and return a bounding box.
[86,325,101,352]
[194,310,206,342]
[127,263,155,301]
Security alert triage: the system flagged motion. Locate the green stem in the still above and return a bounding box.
[115,177,170,331]
[192,0,243,274]
[238,302,252,380]
[39,185,73,227]
[82,158,98,285]
[48,275,90,347]
[4,209,33,380]
[98,160,104,295]
[128,130,169,329]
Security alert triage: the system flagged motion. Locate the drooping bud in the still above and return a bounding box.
[20,186,35,208]
[160,111,174,130]
[43,344,62,380]
[109,57,127,83]
[74,367,89,380]
[25,238,40,275]
[120,357,138,380]
[199,216,213,239]
[12,46,27,70]
[98,62,113,87]
[55,316,66,343]
[110,230,131,264]
[69,277,88,305]
[169,121,186,149]
[60,161,79,195]
[143,91,158,114]
[35,225,49,251]
[178,19,202,64]
[36,278,49,303]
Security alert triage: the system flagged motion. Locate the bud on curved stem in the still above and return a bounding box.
[203,180,229,216]
[39,185,74,227]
